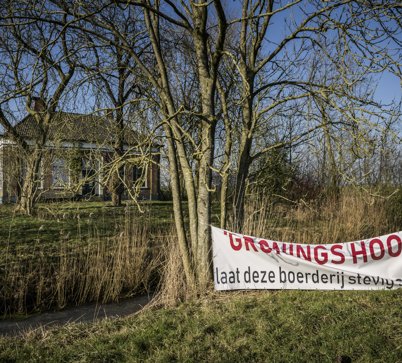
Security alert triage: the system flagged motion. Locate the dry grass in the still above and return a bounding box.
[1,191,397,316]
[1,207,165,316]
[1,192,401,361]
[239,191,397,245]
[154,190,397,311]
[153,234,190,309]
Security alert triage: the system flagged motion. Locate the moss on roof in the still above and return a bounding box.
[5,112,142,145]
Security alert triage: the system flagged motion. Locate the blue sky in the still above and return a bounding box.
[225,0,402,106]
[2,1,401,124]
[376,71,401,105]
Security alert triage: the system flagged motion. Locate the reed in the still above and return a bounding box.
[1,191,396,315]
[239,191,396,245]
[0,205,165,316]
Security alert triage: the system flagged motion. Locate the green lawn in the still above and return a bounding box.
[0,200,176,246]
[1,289,402,362]
[0,199,225,268]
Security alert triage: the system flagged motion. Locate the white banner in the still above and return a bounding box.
[212,226,402,290]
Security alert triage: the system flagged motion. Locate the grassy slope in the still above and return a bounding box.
[0,200,175,273]
[1,289,402,362]
[0,201,178,316]
[0,200,221,248]
[0,199,224,316]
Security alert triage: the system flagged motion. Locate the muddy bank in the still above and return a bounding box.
[0,294,153,337]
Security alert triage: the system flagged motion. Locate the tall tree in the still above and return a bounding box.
[11,0,401,291]
[227,0,398,231]
[77,7,148,206]
[0,4,76,214]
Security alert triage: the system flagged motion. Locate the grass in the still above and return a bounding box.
[0,200,177,316]
[1,192,400,316]
[239,192,399,245]
[1,192,402,361]
[0,198,214,317]
[0,200,176,246]
[1,193,393,254]
[1,289,402,362]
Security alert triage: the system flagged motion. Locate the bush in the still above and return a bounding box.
[251,148,295,200]
[386,188,402,226]
[285,173,323,204]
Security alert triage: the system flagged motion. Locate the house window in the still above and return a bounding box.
[133,166,147,188]
[52,158,69,188]
[82,158,93,173]
[81,158,98,195]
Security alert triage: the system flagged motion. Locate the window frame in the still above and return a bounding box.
[37,160,43,189]
[52,158,69,189]
[21,160,44,189]
[133,165,147,189]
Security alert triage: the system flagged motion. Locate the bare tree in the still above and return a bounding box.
[0,3,76,214]
[214,0,399,231]
[59,0,228,290]
[77,7,149,206]
[8,0,401,291]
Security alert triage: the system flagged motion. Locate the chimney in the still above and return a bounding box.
[32,97,44,112]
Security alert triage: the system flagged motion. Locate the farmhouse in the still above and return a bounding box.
[0,99,160,203]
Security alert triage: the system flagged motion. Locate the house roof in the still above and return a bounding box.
[3,111,144,146]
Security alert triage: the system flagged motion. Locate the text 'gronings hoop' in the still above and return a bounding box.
[212,226,402,290]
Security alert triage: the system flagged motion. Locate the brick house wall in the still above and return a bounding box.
[0,143,160,203]
[0,104,161,203]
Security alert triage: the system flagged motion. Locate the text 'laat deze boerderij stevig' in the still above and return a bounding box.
[211,226,402,290]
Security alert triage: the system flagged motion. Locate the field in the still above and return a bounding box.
[0,200,175,245]
[1,193,399,315]
[1,192,402,361]
[1,289,402,362]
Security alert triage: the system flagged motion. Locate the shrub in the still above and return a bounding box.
[386,188,402,226]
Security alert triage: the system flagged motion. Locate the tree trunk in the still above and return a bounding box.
[19,150,42,215]
[233,100,254,233]
[217,79,232,230]
[110,106,125,207]
[109,154,124,207]
[196,120,215,289]
[220,170,229,230]
[233,147,251,233]
[162,119,196,293]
